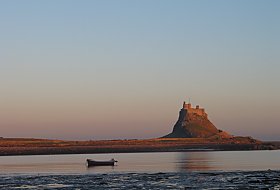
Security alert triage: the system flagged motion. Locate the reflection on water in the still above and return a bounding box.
[178,152,213,171]
[0,150,279,174]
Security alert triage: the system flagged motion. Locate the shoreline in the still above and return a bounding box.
[0,137,278,156]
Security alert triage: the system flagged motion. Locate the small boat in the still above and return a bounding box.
[86,158,118,167]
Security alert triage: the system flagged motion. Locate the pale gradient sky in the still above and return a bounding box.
[0,0,279,140]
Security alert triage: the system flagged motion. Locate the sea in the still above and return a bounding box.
[0,150,280,189]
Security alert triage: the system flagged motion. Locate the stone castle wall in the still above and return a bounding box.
[183,102,208,118]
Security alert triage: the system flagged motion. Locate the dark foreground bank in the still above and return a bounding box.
[1,170,280,190]
[0,137,278,156]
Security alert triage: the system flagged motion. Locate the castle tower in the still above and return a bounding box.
[183,101,192,110]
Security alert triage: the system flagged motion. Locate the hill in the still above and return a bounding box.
[164,102,232,138]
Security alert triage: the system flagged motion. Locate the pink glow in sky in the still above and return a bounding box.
[0,1,279,140]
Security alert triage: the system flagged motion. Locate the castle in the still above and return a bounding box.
[182,101,208,118]
[164,100,233,138]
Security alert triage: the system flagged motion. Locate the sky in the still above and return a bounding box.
[0,0,279,140]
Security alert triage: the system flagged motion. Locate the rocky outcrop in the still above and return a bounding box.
[164,102,232,138]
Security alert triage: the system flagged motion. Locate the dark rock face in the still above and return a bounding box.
[164,102,231,138]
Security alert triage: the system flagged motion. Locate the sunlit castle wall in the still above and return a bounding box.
[183,102,208,118]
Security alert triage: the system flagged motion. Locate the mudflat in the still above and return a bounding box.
[0,137,278,156]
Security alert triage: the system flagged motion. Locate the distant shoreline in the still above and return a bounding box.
[0,137,279,156]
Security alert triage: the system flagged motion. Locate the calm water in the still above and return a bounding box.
[0,150,279,174]
[1,151,280,189]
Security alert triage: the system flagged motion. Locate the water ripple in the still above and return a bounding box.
[0,170,280,189]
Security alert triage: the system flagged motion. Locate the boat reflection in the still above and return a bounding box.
[177,152,214,171]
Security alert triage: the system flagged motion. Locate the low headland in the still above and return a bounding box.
[1,101,278,156]
[0,137,278,156]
